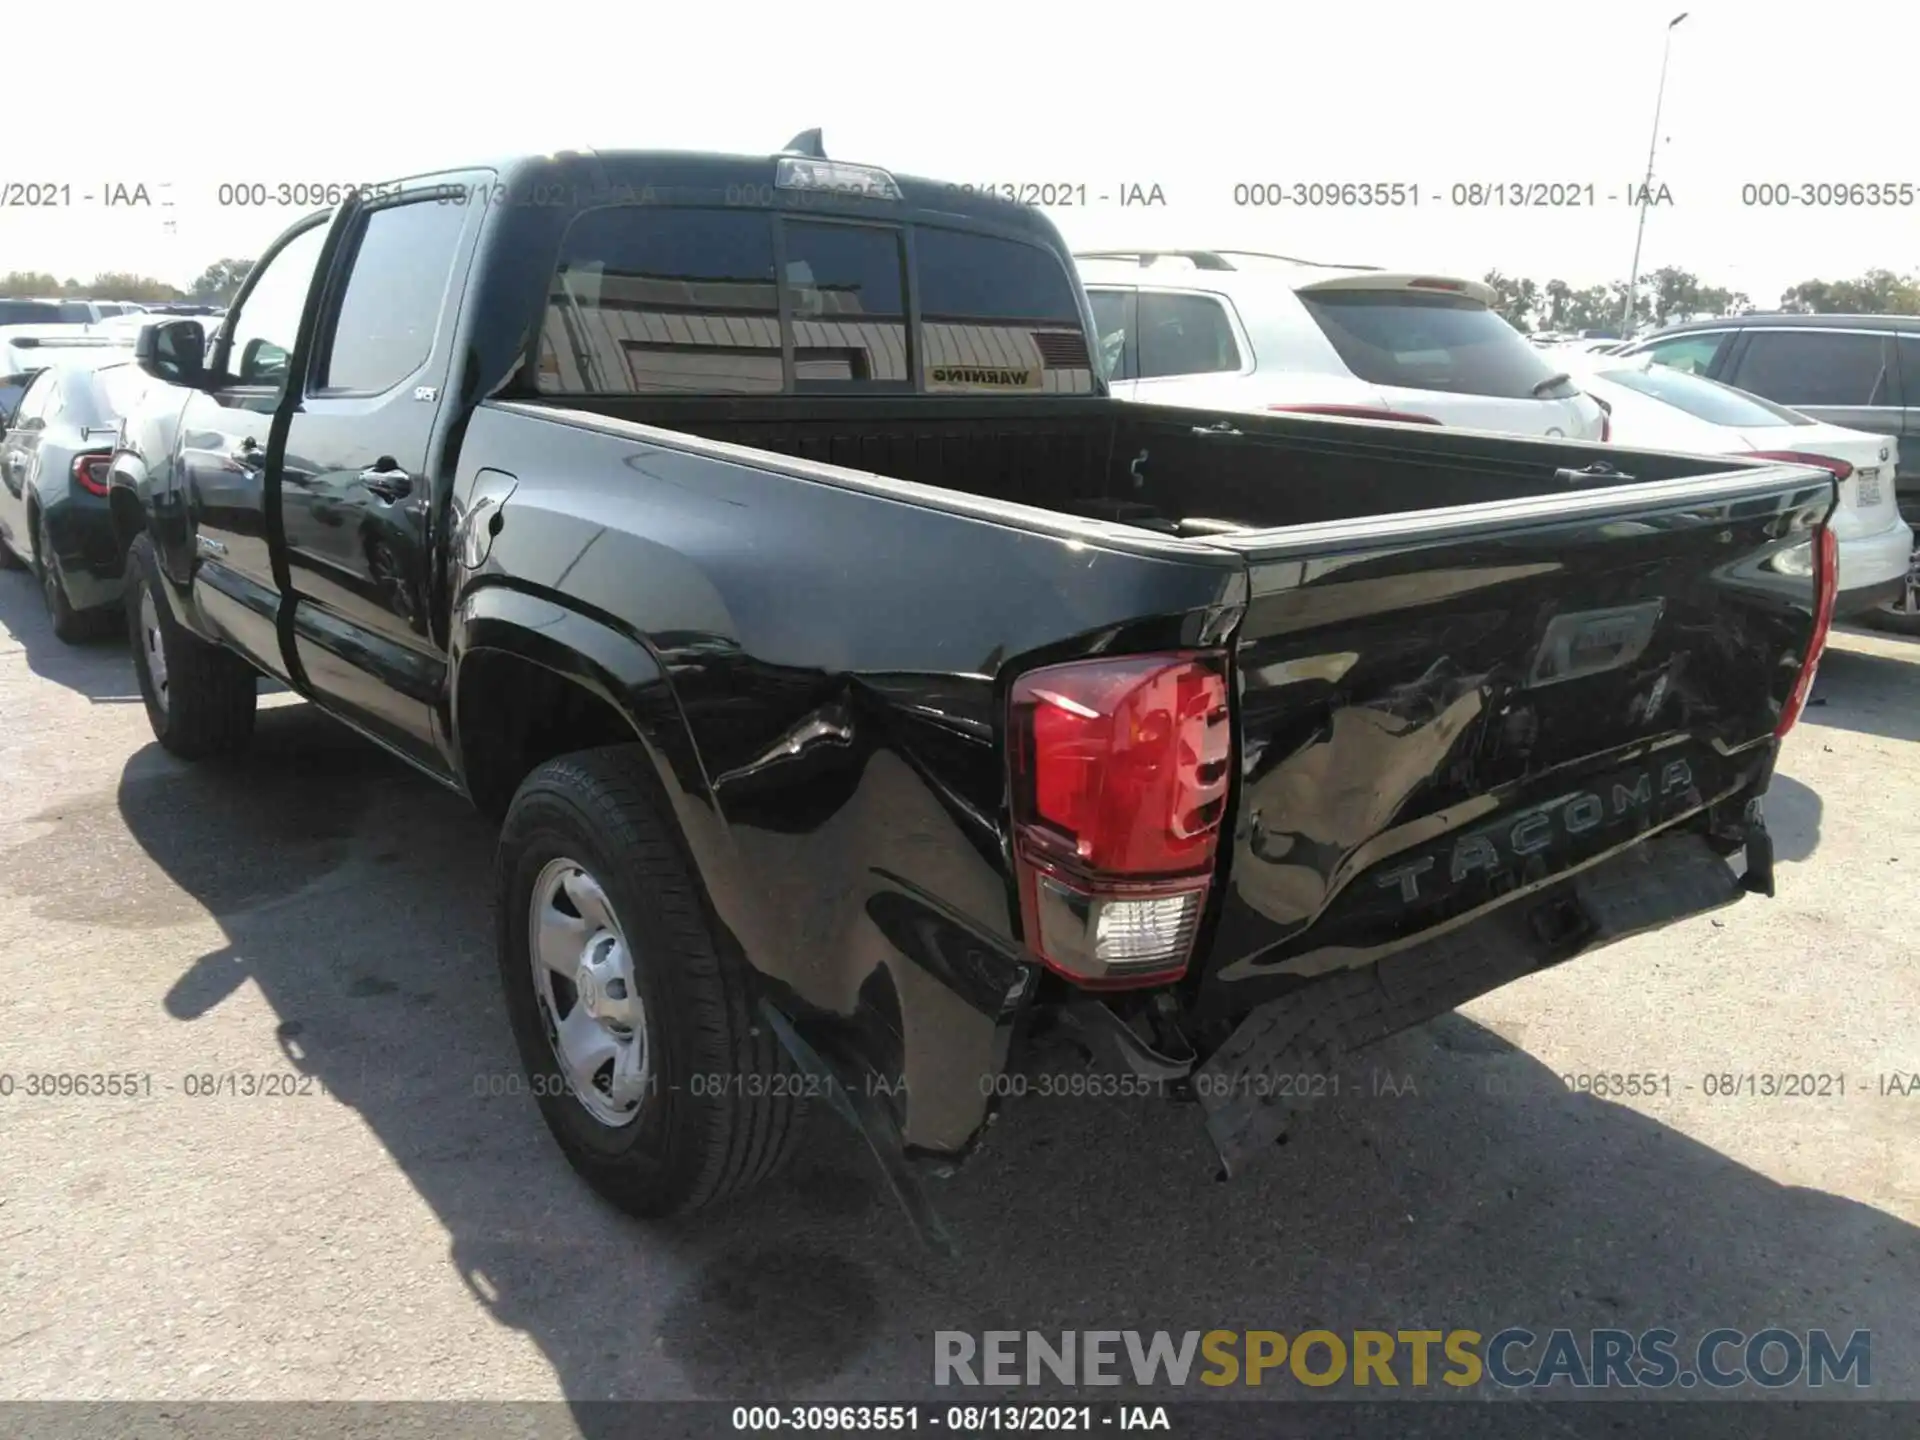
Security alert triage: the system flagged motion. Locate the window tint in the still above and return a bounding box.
[1595,364,1804,428]
[914,227,1092,394]
[1729,331,1892,406]
[782,221,909,385]
[0,300,63,326]
[1136,292,1241,378]
[1298,290,1569,397]
[538,207,781,395]
[1634,332,1727,375]
[915,229,1079,322]
[225,222,329,388]
[56,302,92,324]
[1087,288,1136,381]
[320,200,467,392]
[10,370,59,427]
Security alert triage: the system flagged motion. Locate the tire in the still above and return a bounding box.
[36,508,102,644]
[496,745,807,1217]
[1865,536,1920,637]
[124,532,258,758]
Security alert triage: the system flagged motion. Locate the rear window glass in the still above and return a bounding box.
[782,220,910,386]
[0,300,65,326]
[1299,290,1573,399]
[537,207,1092,396]
[1596,364,1804,428]
[94,363,152,420]
[56,302,94,324]
[539,207,783,396]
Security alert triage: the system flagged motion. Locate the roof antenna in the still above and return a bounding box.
[781,128,826,158]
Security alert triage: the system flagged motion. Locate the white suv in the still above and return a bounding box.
[1076,250,1609,440]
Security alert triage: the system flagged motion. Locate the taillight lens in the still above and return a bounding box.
[1744,450,1854,483]
[72,452,112,496]
[1775,524,1839,739]
[1267,404,1442,425]
[1008,653,1231,987]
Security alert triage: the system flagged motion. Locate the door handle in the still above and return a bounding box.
[360,464,413,501]
[1190,421,1244,439]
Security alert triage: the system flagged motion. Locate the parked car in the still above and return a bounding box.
[0,358,154,639]
[0,299,75,328]
[1075,249,1609,439]
[109,147,1833,1235]
[0,329,136,424]
[1614,314,1920,632]
[1561,349,1910,620]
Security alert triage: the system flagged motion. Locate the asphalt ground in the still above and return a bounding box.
[1,567,1915,1436]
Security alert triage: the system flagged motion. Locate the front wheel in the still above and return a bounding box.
[124,533,259,758]
[495,746,807,1217]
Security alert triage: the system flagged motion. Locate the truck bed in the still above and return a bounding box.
[540,392,1739,536]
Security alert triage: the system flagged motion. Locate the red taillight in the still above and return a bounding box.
[72,452,112,496]
[1008,653,1231,988]
[1775,524,1839,739]
[1744,450,1854,483]
[1267,404,1442,425]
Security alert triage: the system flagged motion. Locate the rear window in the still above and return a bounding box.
[1298,289,1576,399]
[1596,364,1804,428]
[56,302,94,324]
[536,206,1092,397]
[0,300,64,326]
[94,363,152,421]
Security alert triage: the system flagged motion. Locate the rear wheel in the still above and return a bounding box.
[496,746,807,1217]
[1866,541,1920,637]
[124,533,258,758]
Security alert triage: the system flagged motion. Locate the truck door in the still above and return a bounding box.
[279,180,482,770]
[179,218,331,676]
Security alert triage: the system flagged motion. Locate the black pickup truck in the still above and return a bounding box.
[108,140,1839,1233]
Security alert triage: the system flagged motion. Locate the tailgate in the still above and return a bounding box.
[1194,463,1833,1009]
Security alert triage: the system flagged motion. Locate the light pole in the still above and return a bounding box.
[1621,11,1688,338]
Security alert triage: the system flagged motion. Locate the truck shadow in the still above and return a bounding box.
[110,706,1918,1427]
[1806,633,1920,745]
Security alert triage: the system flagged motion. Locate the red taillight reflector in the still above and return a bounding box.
[1267,404,1442,425]
[1008,653,1231,987]
[71,452,112,496]
[1744,450,1854,483]
[1775,524,1839,739]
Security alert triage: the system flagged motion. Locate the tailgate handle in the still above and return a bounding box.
[1191,421,1244,439]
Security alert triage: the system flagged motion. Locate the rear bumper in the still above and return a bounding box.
[1833,518,1914,611]
[1194,828,1759,1176]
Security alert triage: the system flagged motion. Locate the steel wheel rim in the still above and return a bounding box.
[1893,548,1920,616]
[528,856,650,1127]
[139,588,169,712]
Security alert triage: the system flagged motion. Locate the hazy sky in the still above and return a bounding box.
[3,0,1912,303]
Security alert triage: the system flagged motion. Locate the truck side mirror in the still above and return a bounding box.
[135,319,209,388]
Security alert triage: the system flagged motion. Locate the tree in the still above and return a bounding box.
[81,272,185,302]
[190,258,256,305]
[1779,269,1920,315]
[1483,270,1539,331]
[0,271,66,298]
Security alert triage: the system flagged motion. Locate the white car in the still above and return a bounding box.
[1565,349,1911,618]
[1075,249,1609,440]
[0,328,136,422]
